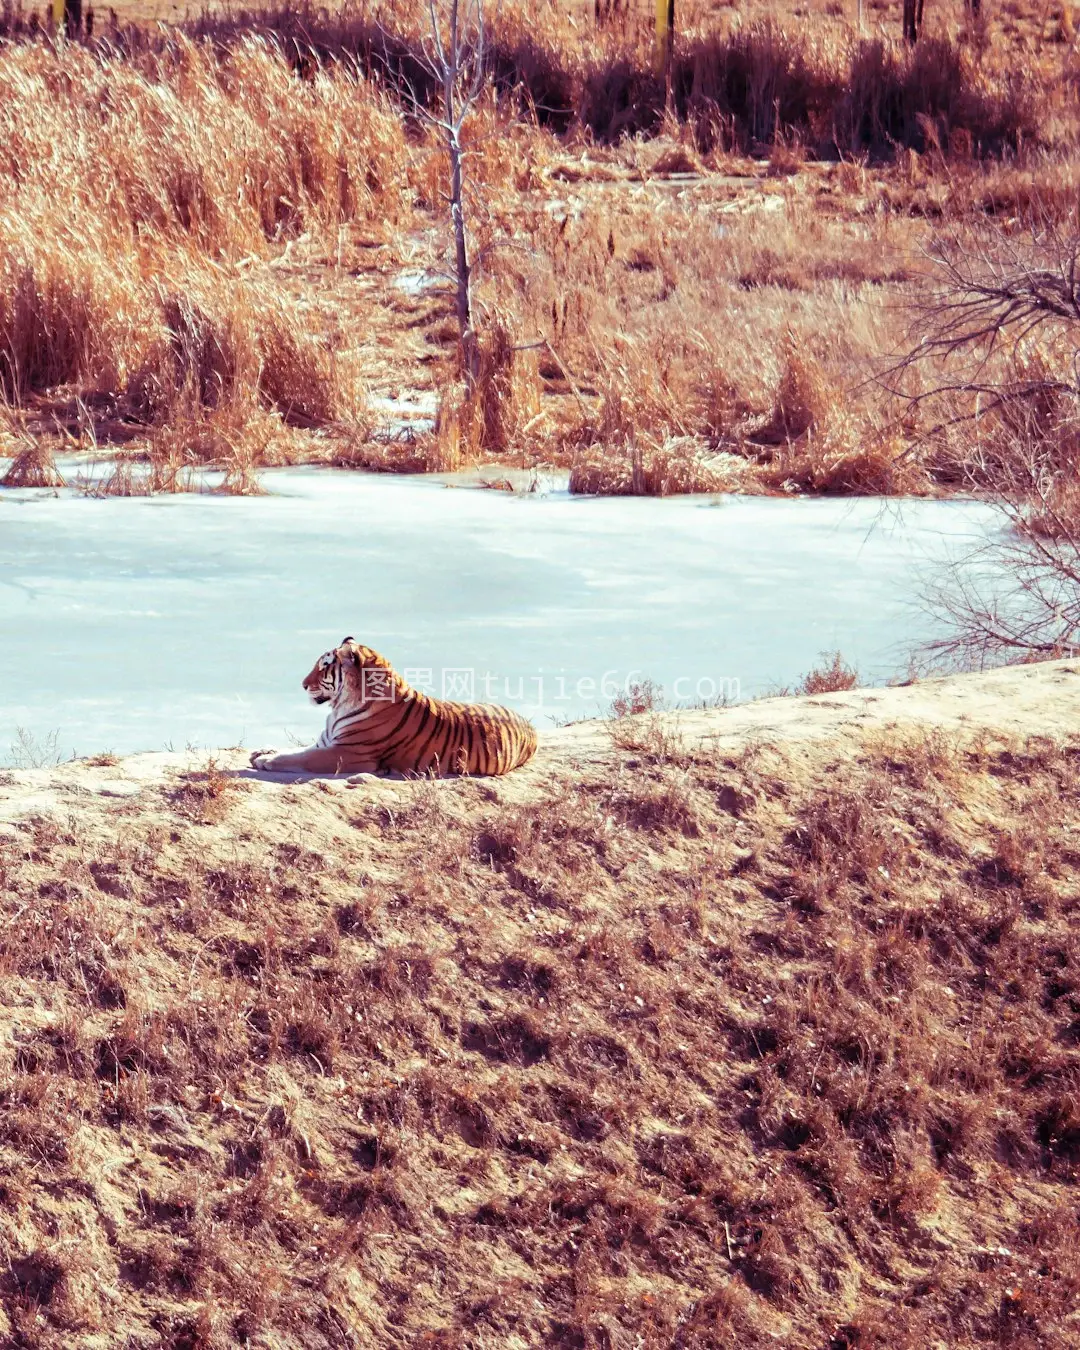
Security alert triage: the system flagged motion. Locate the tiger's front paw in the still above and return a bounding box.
[249,750,277,771]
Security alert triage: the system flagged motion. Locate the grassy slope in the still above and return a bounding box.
[1,683,1079,1346]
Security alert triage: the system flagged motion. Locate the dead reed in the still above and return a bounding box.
[0,441,65,487]
[0,35,389,490]
[189,5,1043,157]
[0,5,1074,497]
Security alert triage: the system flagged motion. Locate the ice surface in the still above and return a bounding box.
[0,467,1002,761]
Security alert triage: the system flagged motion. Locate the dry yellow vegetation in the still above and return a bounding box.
[1,665,1080,1346]
[1,0,1080,493]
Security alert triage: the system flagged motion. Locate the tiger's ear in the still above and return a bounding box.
[340,635,355,646]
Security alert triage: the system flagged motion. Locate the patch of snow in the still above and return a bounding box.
[433,467,570,495]
[392,269,448,297]
[368,393,439,440]
[716,193,786,215]
[368,394,440,417]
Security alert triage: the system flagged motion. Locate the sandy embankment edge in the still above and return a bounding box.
[2,659,1078,833]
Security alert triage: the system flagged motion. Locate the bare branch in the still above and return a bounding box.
[893,220,1080,667]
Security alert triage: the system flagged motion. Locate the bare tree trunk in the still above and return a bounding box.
[422,0,485,387]
[444,89,478,384]
[665,0,675,104]
[903,0,921,42]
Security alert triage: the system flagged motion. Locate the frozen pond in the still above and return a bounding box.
[0,468,1001,763]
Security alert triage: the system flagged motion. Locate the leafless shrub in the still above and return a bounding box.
[897,220,1080,664]
[799,651,859,695]
[609,677,664,719]
[8,728,63,769]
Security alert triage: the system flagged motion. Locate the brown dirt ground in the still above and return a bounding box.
[1,661,1080,1347]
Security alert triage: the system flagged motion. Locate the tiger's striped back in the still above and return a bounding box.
[383,692,536,776]
[307,640,537,777]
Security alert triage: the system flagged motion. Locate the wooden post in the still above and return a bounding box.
[654,0,674,75]
[51,0,82,33]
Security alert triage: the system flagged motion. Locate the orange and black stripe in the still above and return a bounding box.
[308,640,537,777]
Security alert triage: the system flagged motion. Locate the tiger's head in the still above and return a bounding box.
[302,638,401,707]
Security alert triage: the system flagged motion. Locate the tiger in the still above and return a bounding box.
[249,637,537,777]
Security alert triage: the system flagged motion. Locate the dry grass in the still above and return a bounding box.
[472,166,941,496]
[0,35,389,490]
[188,4,1043,157]
[1,727,1079,1344]
[2,3,1080,495]
[170,757,248,822]
[609,676,665,719]
[798,650,859,694]
[0,441,65,488]
[568,434,740,496]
